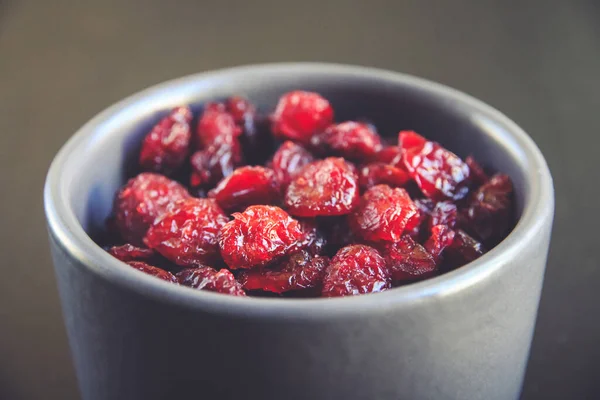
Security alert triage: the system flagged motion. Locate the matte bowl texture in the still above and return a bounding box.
[44,63,554,400]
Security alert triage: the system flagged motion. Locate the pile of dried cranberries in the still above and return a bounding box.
[101,91,515,298]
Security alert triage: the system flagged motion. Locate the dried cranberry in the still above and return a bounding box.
[285,158,359,217]
[226,96,256,124]
[126,261,177,283]
[271,91,334,144]
[208,166,282,212]
[144,198,229,266]
[382,236,436,282]
[177,266,246,296]
[429,201,458,230]
[113,173,190,245]
[349,185,420,243]
[108,244,155,262]
[295,219,327,255]
[218,206,303,269]
[322,245,390,297]
[270,141,314,187]
[399,131,470,200]
[359,163,411,190]
[374,146,404,167]
[445,230,486,268]
[139,106,192,175]
[311,122,382,161]
[189,138,243,189]
[466,156,489,187]
[196,105,242,148]
[238,250,329,293]
[459,174,514,245]
[424,225,455,263]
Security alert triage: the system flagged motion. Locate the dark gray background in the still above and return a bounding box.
[1,1,597,399]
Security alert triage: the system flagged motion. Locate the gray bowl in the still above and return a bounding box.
[44,63,554,400]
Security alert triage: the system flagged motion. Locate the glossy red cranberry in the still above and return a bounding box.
[139,106,192,175]
[218,206,303,269]
[177,266,246,296]
[429,201,458,230]
[196,105,242,148]
[285,158,359,217]
[295,219,327,255]
[399,131,470,200]
[349,185,420,243]
[466,156,489,187]
[238,250,329,293]
[208,166,282,212]
[424,224,455,263]
[189,138,243,189]
[445,229,486,268]
[126,261,177,283]
[144,198,229,266]
[226,96,256,124]
[270,141,315,187]
[322,245,391,297]
[113,173,190,245]
[311,121,383,161]
[382,236,436,282]
[374,146,404,167]
[271,91,334,143]
[359,162,411,190]
[108,244,155,262]
[459,174,513,245]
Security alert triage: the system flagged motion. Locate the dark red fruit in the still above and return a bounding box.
[270,141,314,187]
[144,198,229,266]
[382,236,437,282]
[374,146,404,167]
[424,225,455,263]
[429,201,458,230]
[177,266,246,296]
[349,185,420,242]
[466,156,489,187]
[108,244,155,262]
[226,96,256,124]
[126,261,177,283]
[139,107,192,175]
[218,206,303,269]
[271,91,334,144]
[459,174,513,245]
[312,121,382,161]
[208,166,281,212]
[113,173,191,245]
[285,158,359,217]
[445,230,486,268]
[238,250,329,293]
[359,163,411,190]
[295,219,327,255]
[399,131,470,200]
[196,105,242,148]
[322,245,390,297]
[189,137,243,189]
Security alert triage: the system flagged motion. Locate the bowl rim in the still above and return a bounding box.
[44,62,554,319]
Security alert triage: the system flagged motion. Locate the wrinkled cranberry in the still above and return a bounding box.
[270,141,315,187]
[424,225,455,263]
[139,106,192,175]
[126,261,177,283]
[429,201,458,230]
[349,185,420,243]
[399,131,470,200]
[374,146,404,167]
[382,236,436,282]
[218,206,303,269]
[359,162,411,190]
[322,245,390,297]
[459,174,514,245]
[108,244,156,262]
[144,198,229,266]
[271,91,334,143]
[226,96,256,124]
[285,158,359,217]
[238,250,329,293]
[295,219,327,255]
[113,173,191,245]
[196,105,242,148]
[189,138,243,189]
[445,230,486,268]
[208,166,281,212]
[311,121,383,161]
[466,156,489,187]
[177,266,246,296]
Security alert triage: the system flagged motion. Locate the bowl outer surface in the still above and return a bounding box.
[45,63,554,400]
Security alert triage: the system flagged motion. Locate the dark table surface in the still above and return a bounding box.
[1,1,598,399]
